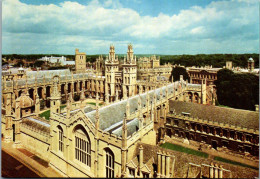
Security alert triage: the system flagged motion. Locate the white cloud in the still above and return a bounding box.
[2,0,259,54]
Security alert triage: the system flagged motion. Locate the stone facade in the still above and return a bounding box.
[161,100,259,157]
[2,45,257,178]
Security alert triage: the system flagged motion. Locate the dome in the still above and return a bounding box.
[16,92,34,108]
[248,57,254,62]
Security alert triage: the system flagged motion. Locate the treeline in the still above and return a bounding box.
[159,54,259,68]
[2,53,259,68]
[215,69,259,111]
[2,54,75,61]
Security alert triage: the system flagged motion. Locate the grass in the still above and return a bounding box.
[160,142,209,158]
[214,156,259,170]
[39,110,50,120]
[87,102,102,106]
[39,105,66,120]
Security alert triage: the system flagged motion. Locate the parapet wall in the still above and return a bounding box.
[20,123,50,161]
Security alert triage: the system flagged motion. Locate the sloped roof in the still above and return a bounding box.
[85,82,179,132]
[169,100,259,130]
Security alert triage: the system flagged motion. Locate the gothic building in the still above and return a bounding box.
[1,45,258,178]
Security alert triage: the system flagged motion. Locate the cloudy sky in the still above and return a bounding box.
[2,0,259,54]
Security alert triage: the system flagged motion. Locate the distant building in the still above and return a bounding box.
[248,57,255,72]
[39,56,75,66]
[226,61,232,70]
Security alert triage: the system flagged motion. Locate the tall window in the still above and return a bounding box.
[75,128,91,167]
[106,149,114,178]
[58,126,63,152]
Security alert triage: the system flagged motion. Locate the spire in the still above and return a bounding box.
[138,94,142,111]
[165,86,168,99]
[122,113,127,139]
[51,76,60,98]
[80,86,85,109]
[150,97,154,121]
[126,98,130,119]
[66,93,71,119]
[116,90,119,102]
[95,93,100,130]
[146,90,150,110]
[153,90,157,104]
[160,87,163,100]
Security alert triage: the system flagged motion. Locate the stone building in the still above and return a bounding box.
[2,76,192,177]
[186,66,220,105]
[2,45,258,178]
[75,48,87,73]
[2,75,258,178]
[162,100,259,157]
[137,55,172,82]
[248,57,255,72]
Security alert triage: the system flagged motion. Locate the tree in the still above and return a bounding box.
[215,69,259,111]
[13,61,24,67]
[170,67,189,82]
[34,60,45,67]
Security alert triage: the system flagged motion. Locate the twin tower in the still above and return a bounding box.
[75,44,137,101]
[105,44,137,100]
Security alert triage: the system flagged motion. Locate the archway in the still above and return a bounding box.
[29,88,34,100]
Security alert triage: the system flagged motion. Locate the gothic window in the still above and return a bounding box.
[143,172,149,178]
[105,148,114,178]
[128,168,135,177]
[75,128,91,167]
[58,126,64,152]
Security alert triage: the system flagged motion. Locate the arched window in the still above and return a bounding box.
[105,148,114,178]
[75,127,91,167]
[58,126,64,152]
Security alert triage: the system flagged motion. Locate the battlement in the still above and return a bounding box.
[21,122,50,144]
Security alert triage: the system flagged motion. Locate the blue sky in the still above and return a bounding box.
[2,0,259,54]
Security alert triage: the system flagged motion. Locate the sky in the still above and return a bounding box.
[2,0,259,55]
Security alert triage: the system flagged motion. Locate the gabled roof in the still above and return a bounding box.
[85,82,179,135]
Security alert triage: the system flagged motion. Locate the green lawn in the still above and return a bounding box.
[39,105,66,120]
[160,142,209,158]
[87,102,102,106]
[39,110,51,120]
[214,156,258,170]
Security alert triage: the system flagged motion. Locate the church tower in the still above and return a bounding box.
[50,76,61,117]
[75,48,86,73]
[105,45,119,101]
[122,44,137,99]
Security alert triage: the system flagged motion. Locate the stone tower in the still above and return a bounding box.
[226,61,232,70]
[75,48,86,73]
[248,57,254,72]
[50,76,61,117]
[105,45,119,101]
[122,44,137,99]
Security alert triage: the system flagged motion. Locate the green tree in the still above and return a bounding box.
[170,67,189,82]
[34,60,45,67]
[215,69,259,111]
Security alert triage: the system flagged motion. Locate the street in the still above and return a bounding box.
[1,150,40,178]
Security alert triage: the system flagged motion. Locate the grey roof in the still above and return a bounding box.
[169,100,259,130]
[26,69,71,79]
[27,117,50,127]
[111,118,140,137]
[85,82,180,133]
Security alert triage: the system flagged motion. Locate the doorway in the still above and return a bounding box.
[212,140,218,150]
